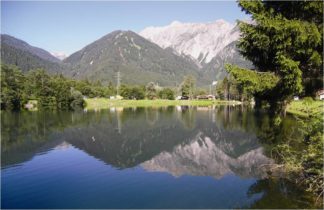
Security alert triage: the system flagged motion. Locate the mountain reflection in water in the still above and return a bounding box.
[1,106,318,209]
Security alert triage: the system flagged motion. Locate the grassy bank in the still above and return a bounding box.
[286,100,323,117]
[84,98,242,110]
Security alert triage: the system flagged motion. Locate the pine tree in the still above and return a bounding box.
[227,0,323,111]
[146,82,157,100]
[180,75,196,99]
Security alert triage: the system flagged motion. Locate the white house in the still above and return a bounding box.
[317,90,324,100]
[293,96,299,101]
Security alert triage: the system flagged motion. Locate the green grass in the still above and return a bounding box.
[287,100,323,117]
[84,98,242,110]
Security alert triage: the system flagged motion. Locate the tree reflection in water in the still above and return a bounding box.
[1,106,318,208]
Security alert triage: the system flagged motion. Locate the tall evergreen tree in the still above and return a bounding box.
[145,82,158,100]
[180,75,196,99]
[227,0,323,111]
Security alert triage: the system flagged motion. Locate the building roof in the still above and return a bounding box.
[317,89,324,95]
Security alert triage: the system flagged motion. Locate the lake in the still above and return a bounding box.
[1,106,317,208]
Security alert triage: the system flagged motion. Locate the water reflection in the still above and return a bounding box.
[142,136,272,179]
[1,106,317,208]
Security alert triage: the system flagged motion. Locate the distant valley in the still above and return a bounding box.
[0,20,252,86]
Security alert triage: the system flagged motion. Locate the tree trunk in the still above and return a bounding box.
[269,100,288,117]
[255,97,262,109]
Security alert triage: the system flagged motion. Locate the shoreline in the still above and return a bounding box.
[84,98,243,110]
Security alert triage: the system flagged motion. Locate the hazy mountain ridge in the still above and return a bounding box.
[1,34,60,63]
[1,34,64,73]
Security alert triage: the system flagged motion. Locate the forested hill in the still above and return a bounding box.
[63,30,204,86]
[0,34,64,73]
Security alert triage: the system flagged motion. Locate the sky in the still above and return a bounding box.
[1,1,248,56]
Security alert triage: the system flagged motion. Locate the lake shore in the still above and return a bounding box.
[84,98,243,110]
[85,98,324,118]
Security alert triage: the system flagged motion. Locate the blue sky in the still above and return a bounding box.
[1,1,248,56]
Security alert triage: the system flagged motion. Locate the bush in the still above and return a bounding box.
[120,85,145,99]
[158,88,175,100]
[70,90,85,109]
[146,82,158,100]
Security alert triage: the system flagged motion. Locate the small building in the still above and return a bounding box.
[293,96,299,101]
[207,95,215,100]
[116,95,123,100]
[196,95,215,100]
[110,95,123,100]
[317,90,324,100]
[176,95,189,100]
[180,96,189,100]
[196,95,209,100]
[24,100,38,111]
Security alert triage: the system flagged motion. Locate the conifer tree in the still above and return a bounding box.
[227,0,323,111]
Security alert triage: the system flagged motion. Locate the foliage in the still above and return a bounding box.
[249,97,324,198]
[1,64,28,110]
[215,75,249,101]
[230,0,323,109]
[180,75,196,99]
[120,85,145,100]
[194,88,207,97]
[287,99,323,118]
[225,64,279,99]
[273,113,323,197]
[302,97,314,116]
[1,65,85,110]
[145,82,158,100]
[301,118,323,196]
[158,88,175,100]
[70,89,85,109]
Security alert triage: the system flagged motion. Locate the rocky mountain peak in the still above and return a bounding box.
[139,19,240,65]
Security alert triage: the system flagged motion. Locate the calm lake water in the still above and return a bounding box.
[1,106,318,209]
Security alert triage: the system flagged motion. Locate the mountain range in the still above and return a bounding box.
[1,34,64,73]
[64,30,203,86]
[0,19,252,86]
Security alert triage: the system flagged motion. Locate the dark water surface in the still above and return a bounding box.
[1,106,317,208]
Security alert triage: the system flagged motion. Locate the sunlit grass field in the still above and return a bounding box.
[84,98,242,109]
[287,100,323,117]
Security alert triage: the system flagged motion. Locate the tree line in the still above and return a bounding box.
[1,65,88,110]
[2,65,227,110]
